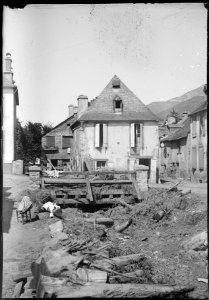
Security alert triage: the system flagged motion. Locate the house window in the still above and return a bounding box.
[130,123,143,148]
[112,78,120,88]
[95,160,107,169]
[46,136,55,148]
[62,136,72,149]
[95,123,108,148]
[192,117,196,137]
[200,113,205,136]
[113,96,123,113]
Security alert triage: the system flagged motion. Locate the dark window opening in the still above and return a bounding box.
[46,136,55,148]
[115,100,121,109]
[62,136,72,149]
[135,124,141,138]
[99,124,103,147]
[96,160,107,169]
[112,79,120,88]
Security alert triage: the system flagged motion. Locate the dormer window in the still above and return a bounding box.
[113,96,123,113]
[112,78,120,89]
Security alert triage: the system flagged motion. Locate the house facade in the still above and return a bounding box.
[159,99,207,182]
[70,75,159,182]
[41,106,77,171]
[189,100,207,182]
[3,53,19,174]
[159,115,191,179]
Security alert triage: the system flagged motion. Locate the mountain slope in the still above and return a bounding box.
[147,85,206,120]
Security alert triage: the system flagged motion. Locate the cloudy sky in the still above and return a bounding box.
[3,3,207,126]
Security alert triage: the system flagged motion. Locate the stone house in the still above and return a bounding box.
[3,53,19,174]
[69,75,160,183]
[159,114,191,179]
[159,99,207,182]
[188,100,207,182]
[41,106,77,170]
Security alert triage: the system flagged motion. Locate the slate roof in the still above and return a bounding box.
[43,114,77,137]
[161,118,190,141]
[77,75,159,123]
[189,100,207,116]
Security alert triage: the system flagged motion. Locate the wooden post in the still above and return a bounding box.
[86,176,94,202]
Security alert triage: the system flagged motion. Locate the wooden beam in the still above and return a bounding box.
[61,170,136,175]
[86,177,94,202]
[43,179,132,185]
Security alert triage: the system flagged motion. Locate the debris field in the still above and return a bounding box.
[12,180,207,299]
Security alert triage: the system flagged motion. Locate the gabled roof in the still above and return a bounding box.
[77,75,159,123]
[161,118,190,142]
[43,114,77,137]
[189,100,207,116]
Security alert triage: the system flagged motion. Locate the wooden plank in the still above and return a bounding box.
[131,176,141,200]
[61,170,136,175]
[43,179,132,185]
[55,198,89,205]
[90,180,132,184]
[86,177,94,202]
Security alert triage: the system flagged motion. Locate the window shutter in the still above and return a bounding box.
[199,147,204,170]
[95,124,100,147]
[130,123,135,148]
[192,117,196,137]
[192,147,197,169]
[103,123,108,148]
[140,123,143,149]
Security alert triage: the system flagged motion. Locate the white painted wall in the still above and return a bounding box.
[82,121,159,170]
[3,93,15,163]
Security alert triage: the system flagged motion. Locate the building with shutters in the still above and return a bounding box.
[3,53,19,174]
[41,106,77,170]
[70,75,160,183]
[189,100,207,181]
[159,99,207,182]
[159,114,191,180]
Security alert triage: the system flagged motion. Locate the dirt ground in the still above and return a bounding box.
[2,174,208,298]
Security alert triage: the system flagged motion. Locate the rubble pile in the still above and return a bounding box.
[13,186,207,298]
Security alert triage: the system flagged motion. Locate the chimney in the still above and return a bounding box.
[73,106,78,114]
[5,52,12,72]
[77,95,88,118]
[68,105,74,118]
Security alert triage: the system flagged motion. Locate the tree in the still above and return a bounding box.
[15,119,53,165]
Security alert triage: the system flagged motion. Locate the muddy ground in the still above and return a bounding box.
[2,174,208,298]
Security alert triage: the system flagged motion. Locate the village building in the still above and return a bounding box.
[159,99,207,182]
[69,75,160,183]
[41,106,77,171]
[159,113,191,180]
[3,53,19,174]
[189,100,207,182]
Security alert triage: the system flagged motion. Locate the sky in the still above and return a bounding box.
[3,3,207,127]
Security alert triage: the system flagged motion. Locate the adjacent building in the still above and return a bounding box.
[70,75,160,182]
[41,106,77,171]
[3,53,19,174]
[159,98,207,182]
[189,100,207,181]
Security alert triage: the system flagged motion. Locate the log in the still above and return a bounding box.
[182,231,207,251]
[167,180,182,192]
[153,210,164,222]
[109,269,144,283]
[115,218,132,233]
[12,281,24,298]
[76,268,107,283]
[84,217,114,226]
[12,270,32,283]
[55,283,194,298]
[36,275,69,298]
[93,253,146,269]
